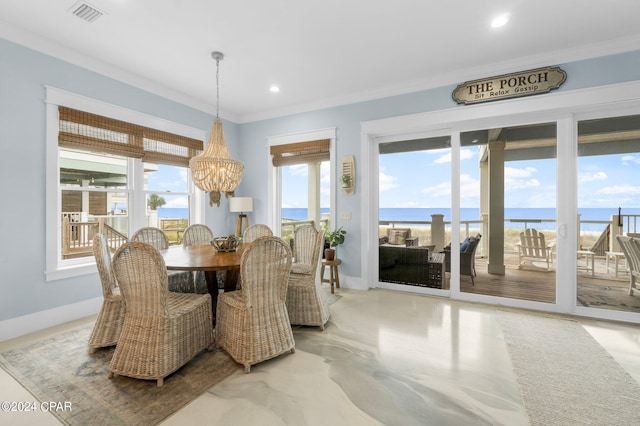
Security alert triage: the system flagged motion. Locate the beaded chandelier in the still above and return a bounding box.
[190,52,244,193]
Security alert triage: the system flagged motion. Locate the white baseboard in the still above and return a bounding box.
[338,274,367,291]
[0,298,102,342]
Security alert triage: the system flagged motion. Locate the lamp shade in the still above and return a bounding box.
[230,197,253,213]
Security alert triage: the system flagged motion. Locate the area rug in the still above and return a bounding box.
[498,310,640,425]
[0,325,239,425]
[577,282,640,313]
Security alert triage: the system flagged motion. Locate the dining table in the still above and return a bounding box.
[161,243,247,323]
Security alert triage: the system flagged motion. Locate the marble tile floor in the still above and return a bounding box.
[1,287,640,425]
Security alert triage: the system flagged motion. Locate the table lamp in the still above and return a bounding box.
[230,197,253,236]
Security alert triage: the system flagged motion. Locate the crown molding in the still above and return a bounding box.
[2,17,639,125]
[0,19,241,124]
[237,35,640,123]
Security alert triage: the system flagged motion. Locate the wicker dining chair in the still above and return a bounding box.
[286,225,330,330]
[216,236,295,373]
[110,241,214,386]
[131,227,194,293]
[182,224,215,294]
[88,233,125,354]
[242,224,273,244]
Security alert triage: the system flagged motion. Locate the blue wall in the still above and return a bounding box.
[2,34,640,324]
[0,38,235,321]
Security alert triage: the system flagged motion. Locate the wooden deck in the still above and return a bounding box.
[446,253,640,314]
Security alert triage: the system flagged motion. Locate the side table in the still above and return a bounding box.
[321,258,342,294]
[605,251,627,277]
[427,253,445,289]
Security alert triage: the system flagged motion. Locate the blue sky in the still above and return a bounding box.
[146,164,190,208]
[379,147,640,209]
[148,150,640,211]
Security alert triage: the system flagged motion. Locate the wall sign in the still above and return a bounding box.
[452,66,567,105]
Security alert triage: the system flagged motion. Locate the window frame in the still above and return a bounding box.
[266,128,336,236]
[45,87,206,281]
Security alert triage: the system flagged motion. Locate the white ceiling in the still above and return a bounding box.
[2,0,640,123]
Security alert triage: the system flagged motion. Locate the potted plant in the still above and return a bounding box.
[323,225,347,260]
[341,173,352,189]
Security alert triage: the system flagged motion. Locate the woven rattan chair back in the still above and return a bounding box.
[182,224,214,246]
[216,236,294,372]
[88,233,125,353]
[110,240,214,386]
[242,224,273,244]
[112,241,169,316]
[286,226,329,330]
[93,233,118,297]
[292,225,322,266]
[240,236,292,308]
[131,227,169,250]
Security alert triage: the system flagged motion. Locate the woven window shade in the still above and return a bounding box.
[270,139,330,166]
[59,107,203,166]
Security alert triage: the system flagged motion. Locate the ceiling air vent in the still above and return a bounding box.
[70,1,105,23]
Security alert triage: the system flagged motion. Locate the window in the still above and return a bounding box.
[46,87,205,280]
[266,129,336,239]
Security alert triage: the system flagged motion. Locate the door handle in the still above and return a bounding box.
[558,224,567,239]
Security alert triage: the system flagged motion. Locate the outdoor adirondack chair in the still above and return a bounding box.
[616,235,640,296]
[516,228,555,271]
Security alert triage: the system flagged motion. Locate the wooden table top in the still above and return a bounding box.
[161,243,247,271]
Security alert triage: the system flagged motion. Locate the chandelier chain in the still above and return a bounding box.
[215,56,220,119]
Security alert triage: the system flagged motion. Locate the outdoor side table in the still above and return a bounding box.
[321,258,342,294]
[427,253,445,289]
[605,251,627,277]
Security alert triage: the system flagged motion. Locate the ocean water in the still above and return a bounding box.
[157,207,188,219]
[159,207,640,232]
[282,207,640,232]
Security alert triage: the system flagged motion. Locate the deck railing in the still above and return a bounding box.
[379,213,640,258]
[280,218,329,244]
[62,216,128,258]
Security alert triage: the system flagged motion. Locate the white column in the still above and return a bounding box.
[488,141,505,275]
[431,214,445,252]
[308,162,321,228]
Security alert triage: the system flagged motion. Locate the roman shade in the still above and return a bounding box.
[270,139,330,166]
[58,107,203,166]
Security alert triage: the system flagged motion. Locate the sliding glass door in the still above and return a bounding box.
[377,136,451,293]
[576,114,640,314]
[459,123,557,303]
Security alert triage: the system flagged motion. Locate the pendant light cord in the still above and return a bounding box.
[215,56,220,119]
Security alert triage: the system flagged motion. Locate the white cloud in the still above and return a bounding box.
[320,162,330,184]
[505,166,537,178]
[422,181,450,198]
[164,197,188,208]
[460,174,480,200]
[287,164,308,177]
[379,171,398,192]
[596,184,640,195]
[579,171,607,182]
[621,155,640,165]
[433,148,474,164]
[505,166,540,190]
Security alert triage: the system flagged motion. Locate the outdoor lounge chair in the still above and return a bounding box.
[444,234,481,285]
[515,228,555,271]
[616,235,640,296]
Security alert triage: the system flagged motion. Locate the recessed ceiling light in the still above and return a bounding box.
[491,14,509,28]
[269,85,280,93]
